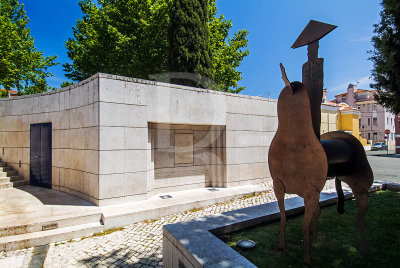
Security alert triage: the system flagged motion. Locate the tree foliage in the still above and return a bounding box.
[0,0,57,96]
[208,1,249,93]
[370,0,400,113]
[65,0,249,93]
[64,0,170,82]
[168,0,212,87]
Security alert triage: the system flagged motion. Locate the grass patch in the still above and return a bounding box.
[226,191,400,268]
[90,227,125,238]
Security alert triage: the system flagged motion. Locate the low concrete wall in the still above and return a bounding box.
[1,73,278,206]
[163,182,387,267]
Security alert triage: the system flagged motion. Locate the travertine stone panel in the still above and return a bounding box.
[100,102,147,127]
[225,147,268,165]
[226,130,275,148]
[124,150,147,173]
[174,133,194,164]
[154,149,174,169]
[98,174,125,199]
[99,150,124,174]
[125,171,147,196]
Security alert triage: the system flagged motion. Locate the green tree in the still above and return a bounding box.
[168,0,212,88]
[64,0,170,82]
[60,81,74,88]
[208,1,249,93]
[0,0,57,97]
[64,0,248,93]
[370,0,400,113]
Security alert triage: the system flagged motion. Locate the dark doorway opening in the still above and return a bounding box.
[30,123,52,188]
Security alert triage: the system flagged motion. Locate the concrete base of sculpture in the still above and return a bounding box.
[162,182,389,268]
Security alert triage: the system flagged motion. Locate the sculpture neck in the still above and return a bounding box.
[307,40,319,61]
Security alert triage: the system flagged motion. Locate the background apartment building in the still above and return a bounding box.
[334,84,396,146]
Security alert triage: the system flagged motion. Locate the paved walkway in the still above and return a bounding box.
[2,149,397,268]
[0,180,336,268]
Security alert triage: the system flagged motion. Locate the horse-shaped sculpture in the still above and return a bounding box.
[269,64,373,265]
[321,131,374,254]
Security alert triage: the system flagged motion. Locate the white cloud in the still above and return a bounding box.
[330,76,373,93]
[356,76,374,89]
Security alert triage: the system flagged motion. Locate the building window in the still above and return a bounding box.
[368,133,371,140]
[373,103,377,110]
[391,118,393,125]
[373,132,377,141]
[373,117,377,126]
[368,118,370,126]
[367,104,370,111]
[387,117,389,125]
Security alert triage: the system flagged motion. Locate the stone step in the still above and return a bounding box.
[0,166,12,172]
[0,177,11,183]
[0,177,27,188]
[0,170,18,177]
[0,182,13,189]
[0,222,104,252]
[0,175,23,182]
[12,180,29,187]
[0,212,103,238]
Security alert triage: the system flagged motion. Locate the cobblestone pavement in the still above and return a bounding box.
[0,180,335,268]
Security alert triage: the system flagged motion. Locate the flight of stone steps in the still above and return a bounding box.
[0,159,28,189]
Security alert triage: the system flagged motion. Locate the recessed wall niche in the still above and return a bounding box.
[149,123,226,194]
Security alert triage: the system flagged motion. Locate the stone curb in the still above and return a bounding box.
[163,182,390,268]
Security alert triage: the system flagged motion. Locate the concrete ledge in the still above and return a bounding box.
[163,182,388,268]
[100,183,272,229]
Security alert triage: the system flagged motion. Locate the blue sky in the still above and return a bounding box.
[20,0,381,100]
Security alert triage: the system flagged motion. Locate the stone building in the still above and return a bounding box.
[0,73,277,206]
[334,84,396,145]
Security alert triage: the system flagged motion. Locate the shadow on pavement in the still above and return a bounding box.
[78,247,162,267]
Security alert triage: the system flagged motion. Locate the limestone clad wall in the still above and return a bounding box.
[0,76,100,204]
[1,73,277,206]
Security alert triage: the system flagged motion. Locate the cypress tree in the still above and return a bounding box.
[168,0,213,88]
[370,0,400,113]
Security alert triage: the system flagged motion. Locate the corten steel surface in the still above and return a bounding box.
[293,20,337,140]
[269,65,374,265]
[269,67,328,265]
[321,131,374,255]
[291,20,337,49]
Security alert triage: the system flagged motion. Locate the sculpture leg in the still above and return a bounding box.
[354,191,370,255]
[302,187,320,266]
[310,204,320,235]
[273,178,286,250]
[335,177,345,214]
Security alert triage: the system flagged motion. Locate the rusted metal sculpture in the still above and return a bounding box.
[292,20,337,139]
[269,65,374,265]
[268,20,374,265]
[321,131,373,254]
[269,66,328,265]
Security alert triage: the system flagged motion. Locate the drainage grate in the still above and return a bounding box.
[42,223,58,231]
[207,188,219,192]
[159,195,172,199]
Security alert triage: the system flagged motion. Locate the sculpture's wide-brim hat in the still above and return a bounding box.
[292,20,337,48]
